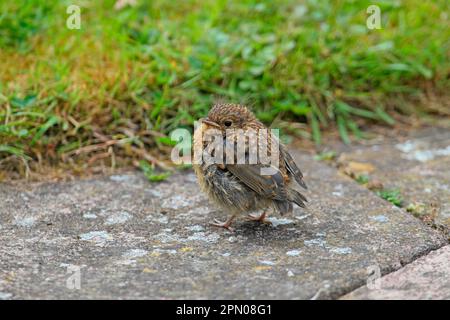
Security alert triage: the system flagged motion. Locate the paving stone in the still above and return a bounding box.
[336,127,450,237]
[0,153,446,299]
[341,245,450,300]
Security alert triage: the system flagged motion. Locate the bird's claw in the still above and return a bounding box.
[210,219,235,232]
[246,212,271,224]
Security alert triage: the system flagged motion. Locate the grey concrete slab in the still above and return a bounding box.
[341,245,450,300]
[336,127,450,236]
[0,153,446,299]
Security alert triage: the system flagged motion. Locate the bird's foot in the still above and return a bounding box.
[210,218,235,232]
[246,211,271,224]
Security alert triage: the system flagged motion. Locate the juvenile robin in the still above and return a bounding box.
[193,103,307,231]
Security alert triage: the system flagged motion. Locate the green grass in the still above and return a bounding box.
[0,0,449,179]
[139,160,171,182]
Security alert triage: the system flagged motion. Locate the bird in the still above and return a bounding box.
[193,103,307,231]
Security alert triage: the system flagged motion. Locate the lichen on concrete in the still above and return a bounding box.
[0,144,447,299]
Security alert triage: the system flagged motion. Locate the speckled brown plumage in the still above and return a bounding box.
[193,103,307,231]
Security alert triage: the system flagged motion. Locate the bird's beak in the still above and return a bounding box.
[200,117,221,128]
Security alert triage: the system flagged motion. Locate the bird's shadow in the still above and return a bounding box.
[231,220,316,243]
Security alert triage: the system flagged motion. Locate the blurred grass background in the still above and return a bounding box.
[0,0,449,180]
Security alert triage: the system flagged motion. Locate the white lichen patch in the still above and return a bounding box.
[370,215,389,223]
[157,215,171,223]
[185,225,205,232]
[396,140,419,153]
[187,232,220,243]
[329,247,352,255]
[152,248,177,255]
[59,263,86,269]
[115,260,137,266]
[259,260,276,266]
[226,235,247,243]
[295,214,310,220]
[286,249,302,256]
[79,231,113,246]
[153,231,184,244]
[154,232,220,243]
[333,184,344,195]
[407,146,450,162]
[0,292,13,300]
[316,232,326,237]
[396,140,450,162]
[122,249,148,259]
[304,238,327,248]
[83,213,98,219]
[266,217,294,227]
[105,211,132,225]
[13,216,36,228]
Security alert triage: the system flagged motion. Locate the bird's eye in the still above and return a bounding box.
[224,120,232,127]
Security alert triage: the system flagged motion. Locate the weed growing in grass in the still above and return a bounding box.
[139,160,171,182]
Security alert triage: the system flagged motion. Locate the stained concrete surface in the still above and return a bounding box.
[336,127,450,237]
[0,150,446,299]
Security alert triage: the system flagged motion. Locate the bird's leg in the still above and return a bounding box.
[210,215,236,232]
[247,210,270,224]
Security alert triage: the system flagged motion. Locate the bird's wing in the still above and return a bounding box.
[226,163,289,201]
[280,144,307,189]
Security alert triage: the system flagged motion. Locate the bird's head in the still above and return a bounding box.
[201,103,260,132]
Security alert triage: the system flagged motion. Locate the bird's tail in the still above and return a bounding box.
[288,189,307,208]
[273,190,307,215]
[274,200,293,215]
